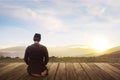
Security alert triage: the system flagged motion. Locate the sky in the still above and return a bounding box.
[0,0,120,49]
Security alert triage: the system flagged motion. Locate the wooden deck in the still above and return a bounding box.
[0,63,120,80]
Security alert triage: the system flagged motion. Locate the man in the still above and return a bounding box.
[24,33,49,77]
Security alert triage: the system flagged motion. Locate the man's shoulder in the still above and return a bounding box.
[39,44,47,48]
[26,44,34,49]
[26,44,47,49]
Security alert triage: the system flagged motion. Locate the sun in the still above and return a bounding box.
[92,36,110,52]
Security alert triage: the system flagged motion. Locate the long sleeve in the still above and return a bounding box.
[24,47,29,65]
[44,47,49,65]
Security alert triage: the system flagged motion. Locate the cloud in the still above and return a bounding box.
[53,0,120,18]
[0,25,32,48]
[1,0,120,25]
[0,0,120,32]
[0,2,67,32]
[0,0,120,37]
[87,6,106,17]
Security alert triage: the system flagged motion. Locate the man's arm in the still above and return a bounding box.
[44,47,49,65]
[24,47,29,65]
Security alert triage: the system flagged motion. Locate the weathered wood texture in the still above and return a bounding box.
[0,63,120,80]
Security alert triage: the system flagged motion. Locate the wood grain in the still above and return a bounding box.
[95,63,120,80]
[0,63,120,80]
[55,63,66,80]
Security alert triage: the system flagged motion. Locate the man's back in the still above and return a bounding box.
[24,33,49,76]
[24,43,49,65]
[27,43,48,65]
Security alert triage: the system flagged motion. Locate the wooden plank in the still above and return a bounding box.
[95,63,120,80]
[0,64,26,80]
[0,63,23,77]
[110,63,120,70]
[19,63,53,80]
[88,63,115,80]
[73,63,90,80]
[46,63,58,80]
[0,63,16,73]
[0,63,119,80]
[47,63,53,69]
[66,63,77,80]
[81,63,103,80]
[101,63,120,75]
[55,63,66,80]
[9,64,27,80]
[0,63,9,67]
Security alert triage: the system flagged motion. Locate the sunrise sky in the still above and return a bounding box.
[0,0,120,50]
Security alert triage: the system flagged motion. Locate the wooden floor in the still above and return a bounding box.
[0,63,120,80]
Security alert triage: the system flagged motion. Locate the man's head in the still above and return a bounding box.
[33,33,41,42]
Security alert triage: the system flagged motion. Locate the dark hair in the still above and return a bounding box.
[33,33,41,41]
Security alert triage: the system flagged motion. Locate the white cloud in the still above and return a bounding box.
[1,0,120,22]
[0,2,67,32]
[53,0,120,18]
[1,0,120,48]
[0,0,120,36]
[87,7,106,18]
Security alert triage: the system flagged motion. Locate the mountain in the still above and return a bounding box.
[1,46,120,58]
[100,51,120,58]
[0,46,26,58]
[100,46,120,58]
[0,46,26,52]
[0,46,96,58]
[48,47,96,57]
[104,46,120,54]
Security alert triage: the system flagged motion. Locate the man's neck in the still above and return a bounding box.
[34,41,39,44]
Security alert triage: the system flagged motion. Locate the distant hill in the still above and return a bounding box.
[0,46,26,51]
[0,46,26,58]
[0,46,96,58]
[48,47,96,57]
[100,51,120,58]
[104,46,120,54]
[100,46,120,58]
[2,45,120,58]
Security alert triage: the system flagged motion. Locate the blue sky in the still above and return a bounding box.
[0,0,120,48]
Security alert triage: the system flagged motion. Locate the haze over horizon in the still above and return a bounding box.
[0,0,120,52]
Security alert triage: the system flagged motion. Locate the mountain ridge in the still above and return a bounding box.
[0,45,120,58]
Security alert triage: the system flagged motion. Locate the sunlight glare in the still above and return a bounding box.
[92,37,110,52]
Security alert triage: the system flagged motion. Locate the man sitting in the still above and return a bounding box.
[24,33,49,77]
